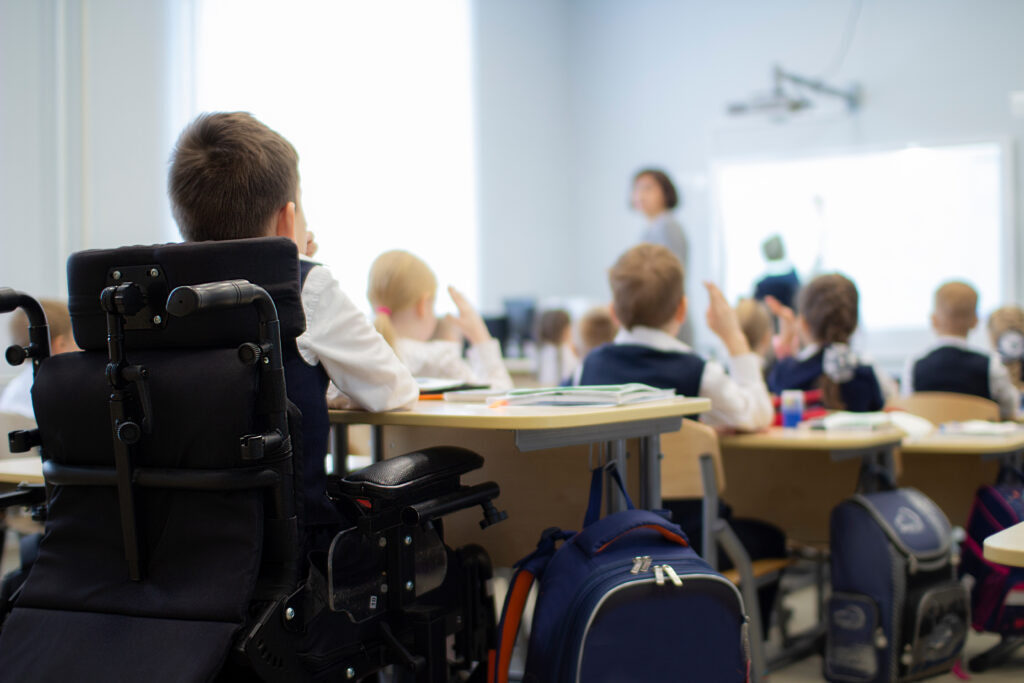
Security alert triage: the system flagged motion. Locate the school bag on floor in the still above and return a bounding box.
[491,465,750,683]
[960,466,1024,636]
[826,485,969,682]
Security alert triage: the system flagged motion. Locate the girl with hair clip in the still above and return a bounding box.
[367,250,512,391]
[767,273,894,411]
[988,305,1024,393]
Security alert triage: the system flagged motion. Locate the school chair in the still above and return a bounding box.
[889,391,999,424]
[661,422,796,680]
[0,239,504,682]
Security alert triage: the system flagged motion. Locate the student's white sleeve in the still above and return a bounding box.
[297,265,418,411]
[873,364,898,403]
[900,356,916,397]
[989,356,1021,420]
[465,338,513,391]
[697,353,774,431]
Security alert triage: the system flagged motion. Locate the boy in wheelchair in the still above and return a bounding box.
[0,113,506,682]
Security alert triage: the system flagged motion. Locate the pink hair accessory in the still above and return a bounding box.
[376,306,392,316]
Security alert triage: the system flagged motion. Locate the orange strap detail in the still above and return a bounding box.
[494,570,535,683]
[596,524,688,554]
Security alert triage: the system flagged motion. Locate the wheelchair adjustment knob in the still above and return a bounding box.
[8,429,41,453]
[479,501,508,529]
[5,344,27,366]
[237,343,262,366]
[117,421,142,445]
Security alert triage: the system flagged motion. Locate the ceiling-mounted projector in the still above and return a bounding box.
[728,65,861,117]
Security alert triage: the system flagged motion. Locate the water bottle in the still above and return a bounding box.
[780,390,805,428]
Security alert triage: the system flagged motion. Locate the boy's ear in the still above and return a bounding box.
[417,293,431,318]
[607,303,619,326]
[675,296,688,323]
[273,202,297,242]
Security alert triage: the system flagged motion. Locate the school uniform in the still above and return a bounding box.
[577,326,773,431]
[395,337,513,391]
[902,335,1020,419]
[754,261,800,310]
[578,325,780,630]
[537,342,578,386]
[292,257,419,531]
[768,343,889,412]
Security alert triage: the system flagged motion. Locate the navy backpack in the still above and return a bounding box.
[826,486,969,682]
[960,467,1024,635]
[492,465,750,683]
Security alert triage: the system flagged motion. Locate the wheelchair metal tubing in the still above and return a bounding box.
[0,288,51,376]
[400,482,501,526]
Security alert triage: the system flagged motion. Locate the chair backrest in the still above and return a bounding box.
[660,420,726,499]
[0,411,36,460]
[889,391,1000,425]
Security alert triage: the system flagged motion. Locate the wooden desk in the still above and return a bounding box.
[898,430,1024,529]
[0,457,43,486]
[718,427,905,544]
[331,398,710,565]
[984,521,1024,567]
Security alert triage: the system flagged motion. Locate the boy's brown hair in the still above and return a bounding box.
[169,112,299,242]
[537,309,571,345]
[579,306,618,354]
[933,281,978,337]
[608,243,683,330]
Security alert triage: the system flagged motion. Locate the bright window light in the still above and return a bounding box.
[193,0,477,312]
[714,143,1009,365]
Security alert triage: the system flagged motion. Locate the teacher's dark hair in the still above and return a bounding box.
[632,168,680,210]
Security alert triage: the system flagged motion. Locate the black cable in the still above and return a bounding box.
[818,0,864,78]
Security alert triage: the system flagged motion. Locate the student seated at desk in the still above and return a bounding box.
[536,309,577,386]
[0,299,79,419]
[566,306,619,386]
[576,243,773,431]
[902,281,1019,419]
[168,112,419,541]
[989,305,1024,393]
[769,274,893,411]
[368,250,512,391]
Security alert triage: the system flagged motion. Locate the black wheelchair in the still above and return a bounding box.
[0,237,505,682]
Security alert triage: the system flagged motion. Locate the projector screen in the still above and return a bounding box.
[713,142,1012,370]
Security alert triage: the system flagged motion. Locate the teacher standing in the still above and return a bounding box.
[631,168,693,344]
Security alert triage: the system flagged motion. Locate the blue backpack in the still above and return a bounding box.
[492,465,750,683]
[826,487,969,682]
[960,466,1024,635]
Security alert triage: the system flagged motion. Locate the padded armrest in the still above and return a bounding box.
[337,447,482,501]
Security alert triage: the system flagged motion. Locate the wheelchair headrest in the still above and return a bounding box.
[67,238,305,351]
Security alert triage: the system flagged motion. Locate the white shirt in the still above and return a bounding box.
[901,335,1020,419]
[0,367,35,419]
[297,260,419,411]
[536,343,578,386]
[614,326,774,431]
[394,337,513,391]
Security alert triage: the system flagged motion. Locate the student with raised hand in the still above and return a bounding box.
[368,250,513,391]
[577,243,773,432]
[769,273,893,411]
[168,112,419,537]
[903,281,1020,419]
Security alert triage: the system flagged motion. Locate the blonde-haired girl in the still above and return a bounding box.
[367,250,512,391]
[989,305,1024,392]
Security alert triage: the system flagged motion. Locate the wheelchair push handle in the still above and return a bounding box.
[166,280,259,316]
[0,288,50,373]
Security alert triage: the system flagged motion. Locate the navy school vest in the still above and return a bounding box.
[283,260,336,527]
[911,346,991,400]
[768,350,884,412]
[579,344,706,398]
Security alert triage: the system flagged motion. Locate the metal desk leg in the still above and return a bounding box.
[639,433,662,510]
[371,425,385,463]
[331,424,349,476]
[607,439,628,514]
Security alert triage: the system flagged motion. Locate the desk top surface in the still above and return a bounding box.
[0,457,44,485]
[330,397,711,430]
[901,430,1024,455]
[984,521,1024,567]
[719,426,906,452]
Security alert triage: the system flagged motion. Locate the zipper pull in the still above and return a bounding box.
[639,556,652,572]
[662,564,683,587]
[654,564,666,586]
[629,557,643,574]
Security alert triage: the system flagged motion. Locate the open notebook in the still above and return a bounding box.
[446,384,675,406]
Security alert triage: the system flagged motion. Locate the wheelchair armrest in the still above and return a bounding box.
[331,447,483,505]
[0,484,46,511]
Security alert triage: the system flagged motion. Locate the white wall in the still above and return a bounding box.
[0,0,187,378]
[471,0,574,314]
[564,0,1024,362]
